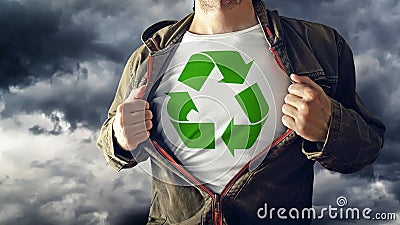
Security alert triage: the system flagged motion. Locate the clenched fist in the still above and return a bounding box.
[282,74,332,142]
[113,85,153,151]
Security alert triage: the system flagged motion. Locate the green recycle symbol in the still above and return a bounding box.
[167,51,269,156]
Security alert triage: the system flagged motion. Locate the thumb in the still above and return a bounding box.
[126,85,147,102]
[290,74,319,88]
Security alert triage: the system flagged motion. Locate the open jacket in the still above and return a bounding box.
[96,1,385,224]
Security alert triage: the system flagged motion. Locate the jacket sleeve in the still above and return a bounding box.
[302,35,386,174]
[96,46,150,172]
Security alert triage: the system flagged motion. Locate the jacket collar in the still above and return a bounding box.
[141,13,193,52]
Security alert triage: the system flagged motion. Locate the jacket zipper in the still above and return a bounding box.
[214,193,221,225]
[146,23,294,224]
[264,25,288,73]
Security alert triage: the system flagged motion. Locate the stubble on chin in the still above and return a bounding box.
[198,0,243,12]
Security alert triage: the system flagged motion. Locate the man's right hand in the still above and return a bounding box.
[113,85,153,151]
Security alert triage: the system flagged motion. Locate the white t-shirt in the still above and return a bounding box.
[152,24,290,193]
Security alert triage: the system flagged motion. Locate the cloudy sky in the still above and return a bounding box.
[0,0,399,224]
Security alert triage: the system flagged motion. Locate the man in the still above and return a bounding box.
[97,0,385,224]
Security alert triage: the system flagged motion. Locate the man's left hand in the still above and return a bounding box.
[282,74,332,142]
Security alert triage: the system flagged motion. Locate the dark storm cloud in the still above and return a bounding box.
[107,208,149,225]
[69,0,134,17]
[391,180,400,202]
[0,0,189,131]
[28,125,47,135]
[1,64,119,130]
[0,152,152,225]
[30,158,93,183]
[0,0,190,91]
[268,0,400,55]
[28,113,63,135]
[0,0,126,91]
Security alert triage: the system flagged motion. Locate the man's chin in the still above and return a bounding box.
[198,0,244,11]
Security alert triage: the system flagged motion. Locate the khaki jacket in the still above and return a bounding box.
[96,1,385,224]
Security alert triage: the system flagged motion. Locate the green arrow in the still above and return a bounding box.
[178,51,253,91]
[167,92,215,149]
[221,83,269,156]
[235,83,269,123]
[172,121,215,149]
[222,118,267,156]
[179,53,215,91]
[203,51,253,84]
[167,92,198,121]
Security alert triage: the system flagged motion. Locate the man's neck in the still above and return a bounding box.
[189,0,258,35]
